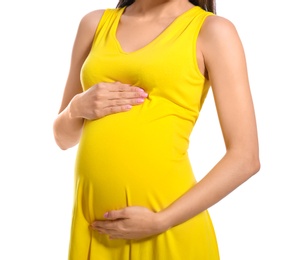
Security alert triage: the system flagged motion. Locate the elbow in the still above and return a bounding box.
[56,140,70,151]
[53,127,78,150]
[249,156,261,176]
[52,110,82,150]
[53,121,72,151]
[228,147,261,179]
[53,130,69,150]
[54,134,77,150]
[242,151,261,178]
[53,129,79,150]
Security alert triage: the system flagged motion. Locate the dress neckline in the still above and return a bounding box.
[112,5,200,55]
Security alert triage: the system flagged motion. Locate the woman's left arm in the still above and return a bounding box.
[91,15,260,239]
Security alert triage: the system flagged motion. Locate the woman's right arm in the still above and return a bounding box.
[53,10,147,150]
[53,10,104,150]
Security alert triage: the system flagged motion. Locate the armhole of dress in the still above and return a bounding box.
[192,12,215,110]
[192,12,215,80]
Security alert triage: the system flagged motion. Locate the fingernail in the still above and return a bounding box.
[137,98,145,103]
[104,212,109,218]
[125,105,132,110]
[141,92,148,97]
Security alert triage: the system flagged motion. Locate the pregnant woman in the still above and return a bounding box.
[53,0,260,259]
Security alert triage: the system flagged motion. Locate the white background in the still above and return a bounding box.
[0,0,290,259]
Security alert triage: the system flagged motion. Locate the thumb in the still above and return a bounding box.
[104,209,127,220]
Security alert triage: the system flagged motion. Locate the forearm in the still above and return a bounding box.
[53,99,84,150]
[158,150,260,230]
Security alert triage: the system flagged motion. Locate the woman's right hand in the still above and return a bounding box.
[69,82,148,120]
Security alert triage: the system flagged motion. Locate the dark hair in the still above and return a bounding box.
[116,0,216,14]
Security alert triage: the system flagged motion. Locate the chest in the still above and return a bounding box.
[116,16,178,53]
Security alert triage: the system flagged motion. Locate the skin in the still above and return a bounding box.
[54,0,260,240]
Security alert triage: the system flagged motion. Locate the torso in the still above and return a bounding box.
[69,6,219,259]
[77,4,213,218]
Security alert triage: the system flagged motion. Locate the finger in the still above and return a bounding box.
[93,228,129,240]
[101,105,132,117]
[108,91,148,100]
[109,82,146,93]
[104,209,128,220]
[109,234,124,240]
[91,220,117,230]
[105,98,145,107]
[98,229,124,240]
[90,226,105,234]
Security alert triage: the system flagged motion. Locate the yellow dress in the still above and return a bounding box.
[69,6,220,260]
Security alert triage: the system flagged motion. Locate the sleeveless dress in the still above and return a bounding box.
[69,6,220,260]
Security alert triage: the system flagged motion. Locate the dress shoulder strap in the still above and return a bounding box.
[191,8,214,39]
[91,8,121,47]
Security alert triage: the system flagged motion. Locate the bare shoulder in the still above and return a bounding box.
[199,15,240,46]
[77,9,106,35]
[71,9,106,55]
[198,14,244,66]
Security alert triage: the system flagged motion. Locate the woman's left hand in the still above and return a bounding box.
[90,206,167,240]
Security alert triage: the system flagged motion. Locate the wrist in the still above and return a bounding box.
[68,94,81,119]
[155,210,172,233]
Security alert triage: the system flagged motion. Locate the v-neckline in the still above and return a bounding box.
[113,5,199,55]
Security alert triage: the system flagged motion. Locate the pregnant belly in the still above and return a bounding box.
[74,106,196,221]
